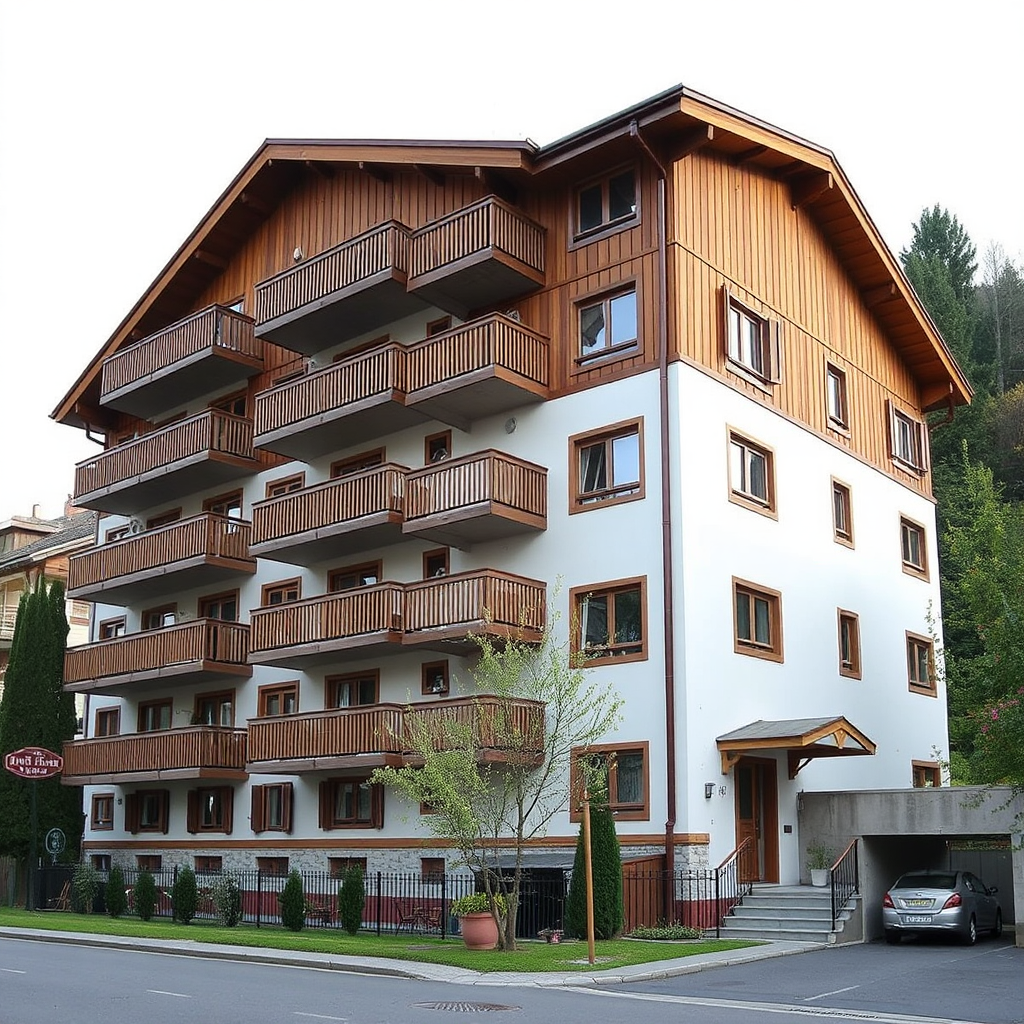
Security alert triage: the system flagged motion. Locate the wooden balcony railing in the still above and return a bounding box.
[64,619,250,692]
[68,514,254,598]
[62,727,247,780]
[405,695,546,756]
[0,606,16,642]
[404,570,546,637]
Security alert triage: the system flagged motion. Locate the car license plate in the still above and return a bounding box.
[905,899,931,907]
[905,915,932,924]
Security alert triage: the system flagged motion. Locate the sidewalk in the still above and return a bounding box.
[0,925,824,987]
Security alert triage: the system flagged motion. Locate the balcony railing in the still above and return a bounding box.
[68,514,255,604]
[403,450,546,546]
[73,410,259,515]
[62,727,247,783]
[100,305,262,418]
[250,464,407,564]
[245,695,544,772]
[64,619,251,695]
[408,197,546,314]
[0,605,16,643]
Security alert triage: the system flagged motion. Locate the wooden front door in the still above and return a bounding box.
[734,757,779,883]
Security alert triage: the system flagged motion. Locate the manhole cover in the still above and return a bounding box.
[413,1002,520,1013]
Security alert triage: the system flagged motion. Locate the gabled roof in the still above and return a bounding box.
[0,511,97,575]
[52,85,971,429]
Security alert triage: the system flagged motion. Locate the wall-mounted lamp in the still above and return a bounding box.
[704,782,715,800]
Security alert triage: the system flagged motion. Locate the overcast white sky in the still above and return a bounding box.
[1,0,1021,521]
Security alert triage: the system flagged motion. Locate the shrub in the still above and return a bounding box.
[71,863,99,914]
[279,869,306,931]
[212,874,243,927]
[134,870,157,921]
[106,866,127,918]
[172,865,198,924]
[449,891,507,917]
[337,866,365,935]
[626,923,701,940]
[565,800,623,939]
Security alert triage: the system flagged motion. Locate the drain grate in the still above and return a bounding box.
[413,1002,521,1013]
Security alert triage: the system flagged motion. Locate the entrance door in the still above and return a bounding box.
[734,757,779,883]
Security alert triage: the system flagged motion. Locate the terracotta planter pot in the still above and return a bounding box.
[458,911,499,950]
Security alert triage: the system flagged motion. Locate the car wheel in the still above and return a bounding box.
[885,930,900,945]
[993,910,1002,939]
[963,916,977,946]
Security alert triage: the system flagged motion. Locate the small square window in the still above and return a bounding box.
[138,699,172,733]
[421,661,449,696]
[912,761,941,788]
[195,855,223,874]
[569,742,649,821]
[259,682,298,716]
[187,786,234,834]
[99,616,126,639]
[265,473,305,498]
[425,431,451,464]
[887,402,928,473]
[723,288,781,386]
[578,288,638,365]
[257,857,289,876]
[423,548,449,578]
[327,672,378,707]
[832,479,854,547]
[331,448,385,478]
[125,790,170,834]
[91,854,111,872]
[906,632,936,694]
[318,778,383,829]
[570,419,644,511]
[91,793,114,830]
[838,610,861,679]
[728,430,776,516]
[421,857,446,884]
[95,706,120,737]
[141,604,177,630]
[137,854,163,872]
[328,856,367,879]
[194,690,235,727]
[262,578,300,606]
[571,578,646,664]
[733,578,784,663]
[328,560,381,592]
[426,316,452,337]
[900,516,928,579]
[826,363,849,431]
[574,167,638,240]
[251,782,293,833]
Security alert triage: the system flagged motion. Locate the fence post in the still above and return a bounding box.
[256,869,262,928]
[714,866,720,939]
[441,871,447,940]
[376,871,382,937]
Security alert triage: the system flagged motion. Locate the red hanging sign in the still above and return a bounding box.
[3,746,63,779]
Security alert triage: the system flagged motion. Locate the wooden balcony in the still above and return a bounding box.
[62,727,247,785]
[100,305,263,419]
[254,221,427,354]
[245,695,544,774]
[403,450,547,548]
[64,619,251,697]
[250,464,407,565]
[0,606,16,646]
[252,343,427,459]
[408,197,545,316]
[73,410,259,515]
[68,514,255,605]
[247,571,545,669]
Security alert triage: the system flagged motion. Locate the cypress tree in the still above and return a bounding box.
[565,800,624,940]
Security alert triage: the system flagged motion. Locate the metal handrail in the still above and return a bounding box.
[713,837,753,937]
[830,837,859,929]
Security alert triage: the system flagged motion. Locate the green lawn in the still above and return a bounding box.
[0,907,758,973]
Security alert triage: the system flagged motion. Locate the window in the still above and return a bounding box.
[194,690,235,727]
[826,363,849,431]
[900,516,928,579]
[426,315,452,336]
[912,761,941,788]
[195,855,223,873]
[733,578,784,663]
[186,786,234,833]
[331,448,385,478]
[423,548,449,579]
[327,672,378,708]
[569,742,649,821]
[257,857,289,876]
[421,661,449,696]
[723,288,781,385]
[425,430,451,464]
[328,856,367,879]
[328,560,381,592]
[146,508,181,530]
[211,389,247,417]
[262,578,300,606]
[572,577,646,663]
[574,167,637,240]
[199,590,239,622]
[91,854,111,872]
[259,682,298,716]
[105,525,131,543]
[138,699,172,732]
[837,610,861,679]
[94,706,120,737]
[141,603,176,630]
[728,430,776,515]
[203,489,244,518]
[570,419,643,511]
[91,793,114,830]
[137,855,162,872]
[578,287,638,364]
[251,782,293,833]
[125,790,170,834]
[421,857,445,884]
[99,616,126,639]
[907,632,936,694]
[318,778,384,829]
[832,479,854,547]
[70,600,90,625]
[265,473,305,498]
[887,401,928,473]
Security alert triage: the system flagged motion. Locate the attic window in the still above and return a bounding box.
[573,167,638,244]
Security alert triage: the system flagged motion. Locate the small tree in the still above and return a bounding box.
[279,869,306,931]
[373,606,622,949]
[212,874,243,927]
[134,870,157,921]
[106,865,127,918]
[338,865,365,935]
[70,862,99,914]
[172,865,198,924]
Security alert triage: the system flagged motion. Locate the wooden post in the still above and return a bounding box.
[583,786,595,965]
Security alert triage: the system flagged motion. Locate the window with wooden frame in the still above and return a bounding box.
[328,560,381,592]
[837,610,861,679]
[195,855,223,873]
[832,479,854,547]
[425,430,451,464]
[138,699,172,732]
[728,430,776,516]
[569,741,649,821]
[105,524,131,543]
[258,681,298,716]
[423,548,449,578]
[203,489,244,518]
[421,660,449,696]
[194,689,235,727]
[887,401,928,473]
[328,856,367,879]
[98,616,126,639]
[210,389,247,417]
[577,286,638,365]
[257,856,289,876]
[91,854,112,871]
[265,473,305,499]
[426,315,452,337]
[907,632,936,695]
[900,516,928,579]
[146,508,181,530]
[570,419,644,512]
[186,786,234,834]
[572,577,647,663]
[262,578,300,606]
[732,578,784,663]
[421,857,446,884]
[94,706,120,737]
[70,600,90,625]
[91,793,114,830]
[573,166,638,242]
[251,782,293,833]
[141,603,176,630]
[136,855,163,871]
[912,761,941,788]
[326,671,378,708]
[825,363,849,432]
[318,778,384,829]
[723,288,782,386]
[331,448,385,478]
[199,590,239,622]
[125,790,170,834]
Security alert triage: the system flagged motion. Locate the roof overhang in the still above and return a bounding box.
[716,716,876,780]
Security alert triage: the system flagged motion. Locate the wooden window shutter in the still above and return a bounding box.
[919,420,931,472]
[186,789,199,834]
[222,787,233,835]
[768,320,783,383]
[318,780,331,830]
[251,786,265,834]
[372,783,385,829]
[281,782,294,833]
[124,793,139,834]
[158,790,170,834]
[886,399,898,458]
[721,285,732,358]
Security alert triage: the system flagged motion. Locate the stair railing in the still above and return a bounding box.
[830,837,859,929]
[713,837,753,937]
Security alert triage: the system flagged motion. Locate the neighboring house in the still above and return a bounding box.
[51,84,970,887]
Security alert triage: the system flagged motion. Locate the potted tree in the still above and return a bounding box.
[807,842,834,887]
[450,892,507,950]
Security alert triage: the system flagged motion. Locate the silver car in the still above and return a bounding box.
[883,870,1002,945]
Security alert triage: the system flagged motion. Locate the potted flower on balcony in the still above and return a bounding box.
[807,842,834,887]
[449,892,507,950]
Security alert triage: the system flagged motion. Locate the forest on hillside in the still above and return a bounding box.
[901,206,1024,794]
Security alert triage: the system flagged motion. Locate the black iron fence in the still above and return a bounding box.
[830,838,859,928]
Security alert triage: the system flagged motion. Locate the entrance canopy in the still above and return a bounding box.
[716,716,876,779]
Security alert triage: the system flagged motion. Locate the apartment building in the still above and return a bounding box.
[52,85,970,885]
